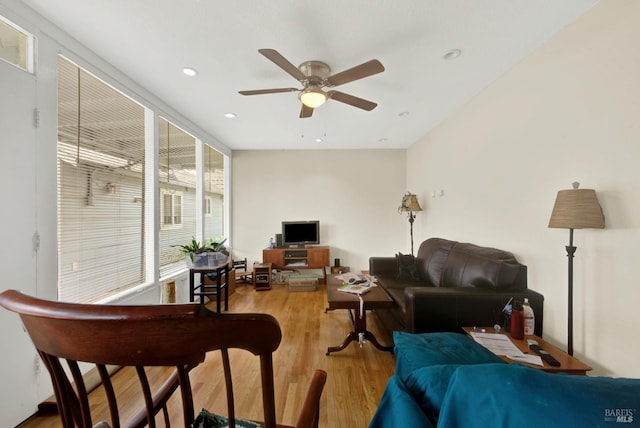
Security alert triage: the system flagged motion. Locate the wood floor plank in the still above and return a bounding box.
[18,281,396,428]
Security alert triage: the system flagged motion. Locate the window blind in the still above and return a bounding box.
[203,144,225,241]
[57,57,227,298]
[57,57,146,303]
[158,118,197,275]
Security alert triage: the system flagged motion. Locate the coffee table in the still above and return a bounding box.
[462,326,592,375]
[325,275,394,355]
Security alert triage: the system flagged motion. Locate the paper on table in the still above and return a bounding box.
[506,354,544,366]
[470,332,524,357]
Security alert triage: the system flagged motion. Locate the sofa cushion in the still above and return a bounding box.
[375,273,420,315]
[376,275,420,290]
[384,287,407,311]
[438,364,640,428]
[405,364,461,425]
[415,238,457,286]
[393,331,504,381]
[368,375,435,428]
[441,243,526,290]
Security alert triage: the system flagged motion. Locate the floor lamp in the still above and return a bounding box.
[398,192,423,256]
[548,182,605,356]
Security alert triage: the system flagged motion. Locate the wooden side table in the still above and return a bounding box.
[462,327,592,375]
[253,262,272,291]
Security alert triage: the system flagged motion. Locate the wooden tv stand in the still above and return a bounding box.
[262,246,330,284]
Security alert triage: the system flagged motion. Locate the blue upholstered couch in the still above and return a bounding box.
[370,332,640,428]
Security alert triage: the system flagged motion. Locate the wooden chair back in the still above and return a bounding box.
[0,289,326,428]
[232,258,248,270]
[232,258,252,283]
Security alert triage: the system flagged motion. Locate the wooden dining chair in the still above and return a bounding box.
[232,258,252,284]
[0,289,326,428]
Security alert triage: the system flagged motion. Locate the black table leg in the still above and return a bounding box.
[189,271,195,303]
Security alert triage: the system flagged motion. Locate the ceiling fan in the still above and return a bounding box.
[239,49,385,118]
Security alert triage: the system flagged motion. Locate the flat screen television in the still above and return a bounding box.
[282,220,320,247]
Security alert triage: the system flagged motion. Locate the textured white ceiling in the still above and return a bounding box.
[21,0,598,150]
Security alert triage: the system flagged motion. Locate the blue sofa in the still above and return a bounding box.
[370,332,640,427]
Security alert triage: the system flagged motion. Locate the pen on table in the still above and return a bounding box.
[473,326,486,333]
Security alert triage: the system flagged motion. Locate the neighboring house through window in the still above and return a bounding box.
[57,57,145,303]
[161,190,183,227]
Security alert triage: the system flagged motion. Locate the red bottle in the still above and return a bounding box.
[510,300,524,340]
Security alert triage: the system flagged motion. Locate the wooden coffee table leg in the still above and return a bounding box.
[326,307,393,355]
[326,331,358,355]
[364,330,393,353]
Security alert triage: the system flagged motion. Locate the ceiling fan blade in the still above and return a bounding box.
[258,48,307,82]
[300,104,314,118]
[239,88,299,96]
[326,59,385,87]
[328,91,377,111]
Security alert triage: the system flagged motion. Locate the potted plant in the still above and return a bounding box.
[203,237,229,265]
[173,237,229,267]
[205,237,229,255]
[173,237,209,267]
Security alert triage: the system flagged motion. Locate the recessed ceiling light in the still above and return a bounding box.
[443,49,462,60]
[315,138,323,143]
[182,67,198,77]
[224,113,237,118]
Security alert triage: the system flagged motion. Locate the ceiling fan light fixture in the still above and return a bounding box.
[300,87,327,108]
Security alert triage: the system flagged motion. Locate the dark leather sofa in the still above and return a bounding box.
[369,237,544,336]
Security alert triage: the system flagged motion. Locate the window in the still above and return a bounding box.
[161,190,183,227]
[158,118,197,273]
[57,57,228,301]
[203,144,225,239]
[0,17,33,72]
[57,57,145,303]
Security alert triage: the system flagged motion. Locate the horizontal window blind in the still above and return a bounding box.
[158,118,197,275]
[204,144,225,241]
[57,57,145,303]
[57,57,228,297]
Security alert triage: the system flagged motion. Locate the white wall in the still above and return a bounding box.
[407,0,640,377]
[231,150,408,273]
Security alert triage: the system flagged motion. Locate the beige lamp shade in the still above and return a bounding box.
[548,182,605,229]
[399,193,422,213]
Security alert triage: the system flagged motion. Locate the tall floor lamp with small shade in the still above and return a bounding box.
[398,192,423,256]
[548,182,605,356]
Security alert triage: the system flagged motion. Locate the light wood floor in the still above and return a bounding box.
[19,281,396,428]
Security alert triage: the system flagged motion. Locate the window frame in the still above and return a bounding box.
[161,190,184,229]
[56,56,227,302]
[0,16,35,73]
